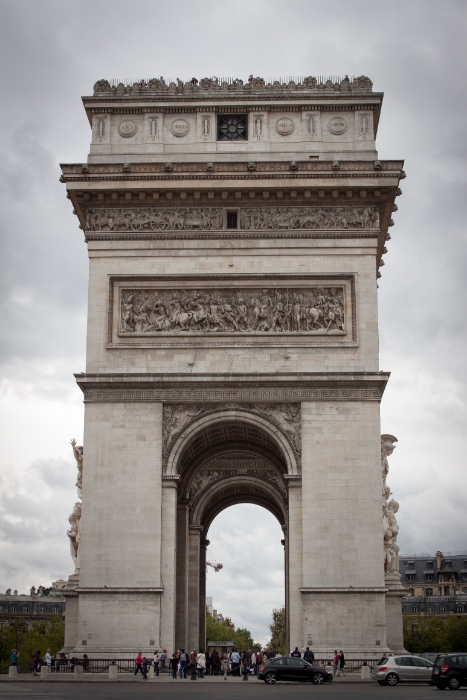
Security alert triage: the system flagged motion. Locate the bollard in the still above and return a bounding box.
[40,666,50,680]
[109,665,118,680]
[8,666,18,679]
[361,664,371,679]
[148,666,154,679]
[74,665,84,680]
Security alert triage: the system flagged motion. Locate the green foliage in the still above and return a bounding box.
[265,606,285,655]
[0,616,64,670]
[404,615,467,654]
[205,611,260,651]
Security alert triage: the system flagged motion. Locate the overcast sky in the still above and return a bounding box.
[0,0,466,647]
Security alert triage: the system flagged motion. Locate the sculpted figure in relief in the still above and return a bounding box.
[70,438,83,499]
[87,206,379,232]
[120,287,345,336]
[67,502,82,573]
[381,434,401,577]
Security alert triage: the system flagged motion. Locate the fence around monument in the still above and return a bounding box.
[1,658,380,675]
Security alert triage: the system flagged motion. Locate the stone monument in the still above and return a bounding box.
[60,74,406,657]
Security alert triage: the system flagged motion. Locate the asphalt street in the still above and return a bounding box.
[0,681,462,700]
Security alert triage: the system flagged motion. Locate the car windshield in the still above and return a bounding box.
[377,657,389,665]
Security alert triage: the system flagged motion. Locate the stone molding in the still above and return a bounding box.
[75,372,389,403]
[77,587,163,594]
[300,587,388,594]
[86,231,379,242]
[108,274,356,348]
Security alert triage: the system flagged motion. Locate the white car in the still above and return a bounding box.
[372,655,434,686]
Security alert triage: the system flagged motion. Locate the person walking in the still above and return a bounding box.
[304,646,315,664]
[135,651,144,677]
[221,653,230,680]
[196,649,206,678]
[291,646,301,658]
[32,651,40,676]
[336,650,346,677]
[153,650,160,677]
[333,650,340,676]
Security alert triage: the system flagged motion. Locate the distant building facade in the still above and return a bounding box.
[0,582,66,629]
[400,551,467,616]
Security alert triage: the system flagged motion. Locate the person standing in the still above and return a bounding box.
[304,646,315,664]
[169,653,178,679]
[333,650,340,676]
[32,651,40,676]
[221,654,230,680]
[11,649,19,666]
[230,648,240,676]
[160,649,167,673]
[153,650,160,677]
[196,649,206,678]
[141,656,149,680]
[179,649,187,678]
[135,651,144,677]
[205,650,211,676]
[251,650,257,675]
[189,651,198,680]
[211,650,219,676]
[336,650,346,677]
[291,647,301,658]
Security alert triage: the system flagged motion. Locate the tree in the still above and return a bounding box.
[265,606,285,655]
[205,611,260,651]
[0,616,64,670]
[404,615,467,654]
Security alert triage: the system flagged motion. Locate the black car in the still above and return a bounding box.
[258,657,333,685]
[432,653,467,690]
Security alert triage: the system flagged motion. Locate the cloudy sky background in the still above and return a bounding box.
[0,0,466,646]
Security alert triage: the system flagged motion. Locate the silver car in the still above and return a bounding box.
[372,655,434,686]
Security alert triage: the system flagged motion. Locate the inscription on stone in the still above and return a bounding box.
[170,118,190,137]
[118,119,138,138]
[120,286,344,335]
[328,116,348,135]
[275,117,295,135]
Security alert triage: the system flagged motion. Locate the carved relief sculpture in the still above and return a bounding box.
[119,287,345,336]
[67,502,82,573]
[70,438,83,499]
[381,434,401,579]
[87,206,379,232]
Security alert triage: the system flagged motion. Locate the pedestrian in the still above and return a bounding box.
[250,650,257,674]
[291,646,301,658]
[82,654,89,672]
[153,650,160,677]
[205,649,211,675]
[304,646,315,664]
[11,649,19,666]
[141,656,149,680]
[169,653,178,679]
[221,653,230,680]
[196,649,206,678]
[333,650,339,676]
[337,650,346,676]
[211,650,219,675]
[262,651,268,664]
[135,651,144,676]
[160,649,167,673]
[189,651,198,680]
[32,651,40,676]
[230,647,240,676]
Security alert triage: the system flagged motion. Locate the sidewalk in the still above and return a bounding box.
[1,673,372,684]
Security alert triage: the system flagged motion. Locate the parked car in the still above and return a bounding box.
[257,657,333,685]
[371,654,433,686]
[431,653,467,690]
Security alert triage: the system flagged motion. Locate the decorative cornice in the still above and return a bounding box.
[74,372,389,403]
[300,587,388,594]
[77,587,163,594]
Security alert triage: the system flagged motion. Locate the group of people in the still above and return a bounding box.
[11,648,54,675]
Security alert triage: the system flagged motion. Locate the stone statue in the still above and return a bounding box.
[381,435,401,578]
[70,438,83,499]
[67,502,82,573]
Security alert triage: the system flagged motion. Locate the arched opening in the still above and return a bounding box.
[206,504,285,649]
[170,410,297,653]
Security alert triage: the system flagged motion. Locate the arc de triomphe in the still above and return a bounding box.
[61,74,406,657]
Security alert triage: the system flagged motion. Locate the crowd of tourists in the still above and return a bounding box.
[134,646,345,679]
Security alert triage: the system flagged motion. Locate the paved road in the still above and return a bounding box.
[0,680,462,700]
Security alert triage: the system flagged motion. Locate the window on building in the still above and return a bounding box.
[22,604,30,612]
[427,605,435,612]
[408,588,415,596]
[445,560,452,568]
[462,573,467,581]
[408,561,415,568]
[444,586,451,595]
[426,561,434,568]
[406,574,415,581]
[457,605,465,614]
[426,574,433,581]
[226,211,238,229]
[217,115,248,141]
[402,606,407,613]
[10,605,17,612]
[426,588,433,597]
[52,604,60,613]
[0,604,5,612]
[440,606,447,613]
[39,604,47,613]
[411,606,418,613]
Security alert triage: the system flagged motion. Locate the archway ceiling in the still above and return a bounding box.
[179,421,287,474]
[200,483,287,532]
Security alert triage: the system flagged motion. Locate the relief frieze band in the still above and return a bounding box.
[108,274,356,348]
[120,286,345,336]
[87,205,379,232]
